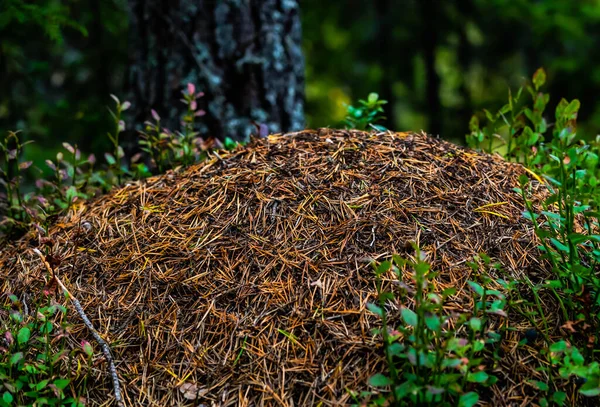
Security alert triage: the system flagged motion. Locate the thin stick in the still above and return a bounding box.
[33,248,125,407]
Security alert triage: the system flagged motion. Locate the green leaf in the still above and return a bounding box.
[564,99,581,117]
[39,321,53,334]
[401,307,418,327]
[368,373,392,387]
[9,352,23,366]
[425,314,441,331]
[533,68,546,91]
[458,392,479,407]
[552,391,567,406]
[550,238,569,253]
[518,174,529,186]
[413,261,430,274]
[570,348,585,365]
[367,303,384,318]
[467,371,489,383]
[25,364,39,374]
[580,381,600,397]
[442,358,462,369]
[442,287,457,297]
[395,380,416,400]
[104,153,116,166]
[36,379,49,391]
[572,205,590,214]
[2,391,13,404]
[541,211,563,221]
[53,378,70,390]
[468,281,484,297]
[375,260,391,276]
[550,341,568,353]
[567,233,590,244]
[469,317,482,332]
[533,380,549,391]
[545,280,564,289]
[224,137,238,150]
[66,186,77,202]
[17,327,30,345]
[387,342,405,357]
[483,109,495,122]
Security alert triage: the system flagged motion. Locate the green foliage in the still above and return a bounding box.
[0,0,127,157]
[356,249,506,406]
[303,1,600,139]
[0,83,237,241]
[470,68,600,402]
[0,131,108,239]
[0,0,88,45]
[474,69,600,324]
[0,294,89,406]
[139,84,214,172]
[105,95,129,185]
[344,93,388,131]
[0,131,34,237]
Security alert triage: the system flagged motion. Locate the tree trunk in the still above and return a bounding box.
[419,0,442,136]
[126,0,305,142]
[374,0,396,130]
[456,0,474,142]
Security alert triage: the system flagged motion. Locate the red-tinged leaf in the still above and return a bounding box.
[458,392,479,407]
[19,161,32,170]
[368,373,392,387]
[62,142,75,154]
[187,83,196,96]
[532,68,546,91]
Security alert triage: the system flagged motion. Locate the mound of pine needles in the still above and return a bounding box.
[1,129,558,406]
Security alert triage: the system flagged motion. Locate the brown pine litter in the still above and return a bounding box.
[1,129,569,406]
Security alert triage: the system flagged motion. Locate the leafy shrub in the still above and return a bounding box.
[139,84,211,173]
[344,93,388,131]
[0,293,90,406]
[469,68,600,326]
[357,249,506,407]
[0,83,230,241]
[468,68,600,402]
[0,0,87,45]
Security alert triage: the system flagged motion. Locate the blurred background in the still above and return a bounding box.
[2,0,600,164]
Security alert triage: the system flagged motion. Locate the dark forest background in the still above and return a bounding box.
[2,0,600,166]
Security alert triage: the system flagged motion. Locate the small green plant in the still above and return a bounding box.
[358,249,506,406]
[469,67,600,326]
[549,341,600,397]
[0,131,34,236]
[106,95,130,185]
[138,109,170,174]
[0,83,219,241]
[466,68,548,166]
[41,143,96,211]
[344,93,388,131]
[139,83,213,172]
[0,293,90,406]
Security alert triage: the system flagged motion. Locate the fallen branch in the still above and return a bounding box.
[33,248,125,407]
